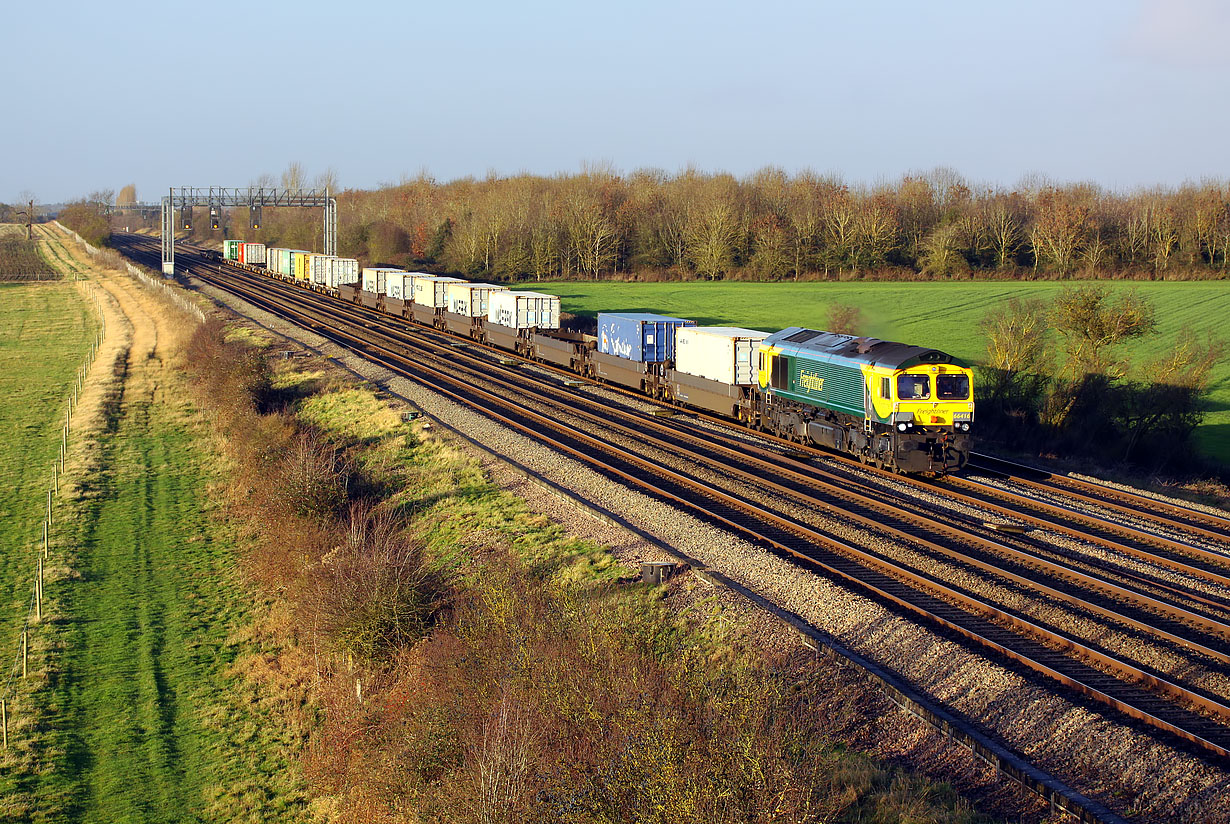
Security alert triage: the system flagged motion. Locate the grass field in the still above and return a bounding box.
[0,283,93,673]
[25,386,307,822]
[0,234,307,821]
[521,280,1230,465]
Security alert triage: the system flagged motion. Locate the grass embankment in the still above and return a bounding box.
[521,280,1230,465]
[0,282,93,675]
[189,318,1002,822]
[0,236,308,822]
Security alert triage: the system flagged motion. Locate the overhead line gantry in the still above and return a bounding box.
[160,186,337,275]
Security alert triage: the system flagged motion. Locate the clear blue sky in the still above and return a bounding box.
[3,0,1227,203]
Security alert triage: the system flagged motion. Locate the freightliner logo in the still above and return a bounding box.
[798,370,825,393]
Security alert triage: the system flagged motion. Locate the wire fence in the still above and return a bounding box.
[52,222,206,323]
[1,284,106,749]
[2,225,209,747]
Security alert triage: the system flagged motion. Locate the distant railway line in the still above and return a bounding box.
[113,233,1230,774]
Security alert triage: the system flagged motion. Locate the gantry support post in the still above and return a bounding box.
[160,191,174,276]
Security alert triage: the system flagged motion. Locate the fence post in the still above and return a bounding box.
[2,698,7,749]
[22,631,27,678]
[36,558,42,621]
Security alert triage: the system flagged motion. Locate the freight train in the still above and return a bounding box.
[218,242,974,473]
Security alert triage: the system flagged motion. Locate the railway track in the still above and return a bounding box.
[114,234,1230,765]
[968,452,1230,544]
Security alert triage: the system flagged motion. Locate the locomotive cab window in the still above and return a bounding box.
[936,374,970,400]
[880,377,891,399]
[897,374,930,400]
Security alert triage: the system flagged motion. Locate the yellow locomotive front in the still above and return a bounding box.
[864,360,975,471]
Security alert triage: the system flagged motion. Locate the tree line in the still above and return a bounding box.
[323,167,1230,281]
[72,166,1230,282]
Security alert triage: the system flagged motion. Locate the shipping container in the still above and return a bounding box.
[241,242,266,265]
[267,248,310,277]
[674,326,769,386]
[292,251,311,280]
[266,247,288,275]
[307,254,333,284]
[446,282,507,317]
[412,275,464,309]
[362,267,402,295]
[328,258,359,288]
[223,239,242,260]
[487,291,561,330]
[266,247,281,274]
[597,313,695,363]
[385,272,412,301]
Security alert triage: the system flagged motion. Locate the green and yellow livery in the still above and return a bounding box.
[757,327,974,473]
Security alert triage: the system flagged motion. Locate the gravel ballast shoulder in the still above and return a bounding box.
[185,275,1230,824]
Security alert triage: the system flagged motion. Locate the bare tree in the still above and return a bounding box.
[1031,188,1090,274]
[281,161,306,191]
[314,167,339,193]
[685,200,742,280]
[982,195,1023,270]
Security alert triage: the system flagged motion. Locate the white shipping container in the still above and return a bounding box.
[362,267,401,295]
[309,254,335,285]
[241,242,266,265]
[385,272,412,300]
[412,275,464,309]
[674,327,769,386]
[329,258,359,287]
[446,282,506,317]
[487,291,561,330]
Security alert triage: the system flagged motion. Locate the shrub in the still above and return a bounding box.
[308,504,452,662]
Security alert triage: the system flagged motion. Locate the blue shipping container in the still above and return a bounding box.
[597,313,696,363]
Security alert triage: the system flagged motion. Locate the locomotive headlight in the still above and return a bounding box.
[897,422,908,432]
[959,422,970,432]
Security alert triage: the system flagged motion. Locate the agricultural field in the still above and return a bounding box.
[521,280,1230,465]
[0,224,52,280]
[0,231,306,821]
[0,282,93,669]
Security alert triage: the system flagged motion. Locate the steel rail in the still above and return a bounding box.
[968,453,1230,542]
[165,243,1230,667]
[158,246,1230,759]
[227,267,1230,648]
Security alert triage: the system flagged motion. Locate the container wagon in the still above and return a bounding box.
[665,326,768,418]
[593,312,695,391]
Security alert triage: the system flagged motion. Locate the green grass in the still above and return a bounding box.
[520,280,1230,465]
[0,283,93,664]
[0,281,307,820]
[2,366,309,822]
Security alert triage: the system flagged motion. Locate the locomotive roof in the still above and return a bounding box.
[763,327,966,370]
